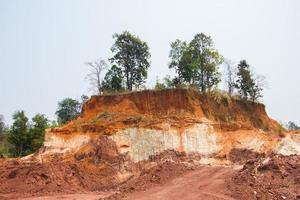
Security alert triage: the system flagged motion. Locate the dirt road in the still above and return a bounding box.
[125,166,237,200]
[1,166,237,200]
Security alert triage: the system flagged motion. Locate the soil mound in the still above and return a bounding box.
[228,155,300,200]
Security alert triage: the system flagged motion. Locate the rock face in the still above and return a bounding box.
[110,124,219,162]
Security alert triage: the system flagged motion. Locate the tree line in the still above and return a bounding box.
[86,31,264,103]
[0,96,87,157]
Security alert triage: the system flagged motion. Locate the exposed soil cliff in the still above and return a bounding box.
[0,89,299,199]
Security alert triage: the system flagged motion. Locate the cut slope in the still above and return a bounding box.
[71,88,281,133]
[0,89,297,199]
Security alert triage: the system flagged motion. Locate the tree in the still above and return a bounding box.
[29,114,48,152]
[235,60,252,99]
[0,115,5,140]
[110,31,151,91]
[86,59,108,94]
[189,33,223,92]
[169,33,223,92]
[102,65,125,92]
[224,59,236,97]
[169,39,190,84]
[7,111,31,156]
[235,60,263,101]
[55,98,81,124]
[287,121,300,131]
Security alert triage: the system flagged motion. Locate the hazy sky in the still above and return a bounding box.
[0,0,299,125]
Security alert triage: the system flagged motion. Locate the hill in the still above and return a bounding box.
[0,89,299,199]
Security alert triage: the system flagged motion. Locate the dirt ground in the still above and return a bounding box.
[1,166,237,200]
[124,166,237,200]
[228,154,300,200]
[1,154,299,200]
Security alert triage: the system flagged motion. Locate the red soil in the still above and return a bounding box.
[0,89,290,199]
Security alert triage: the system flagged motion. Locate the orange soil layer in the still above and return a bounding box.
[51,89,281,139]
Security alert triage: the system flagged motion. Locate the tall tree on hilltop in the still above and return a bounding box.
[235,60,263,101]
[189,33,223,92]
[235,60,252,99]
[169,33,223,91]
[110,31,151,91]
[169,39,191,84]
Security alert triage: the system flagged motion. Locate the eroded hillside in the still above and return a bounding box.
[0,89,299,199]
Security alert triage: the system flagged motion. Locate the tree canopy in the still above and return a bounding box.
[110,31,151,91]
[7,111,31,156]
[55,98,81,124]
[102,65,125,92]
[29,114,48,152]
[169,33,223,91]
[235,60,263,101]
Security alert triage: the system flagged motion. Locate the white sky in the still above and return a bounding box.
[0,0,299,125]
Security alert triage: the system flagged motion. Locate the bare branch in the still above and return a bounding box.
[85,58,108,95]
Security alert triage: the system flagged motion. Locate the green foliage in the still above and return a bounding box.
[55,98,81,125]
[110,31,151,91]
[7,111,31,156]
[6,112,49,157]
[163,75,177,88]
[169,39,190,84]
[102,65,125,92]
[169,33,223,92]
[287,121,300,131]
[235,60,263,101]
[0,115,10,157]
[29,114,48,152]
[0,115,5,141]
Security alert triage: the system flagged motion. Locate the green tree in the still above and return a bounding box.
[189,33,223,92]
[0,115,5,141]
[29,114,48,152]
[169,39,190,84]
[235,60,251,99]
[55,98,81,124]
[169,33,223,91]
[7,111,31,156]
[110,31,151,91]
[235,60,263,101]
[0,115,9,157]
[102,65,124,92]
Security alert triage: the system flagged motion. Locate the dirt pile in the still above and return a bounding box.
[228,154,300,200]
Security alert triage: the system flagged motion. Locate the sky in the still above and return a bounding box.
[0,0,299,125]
